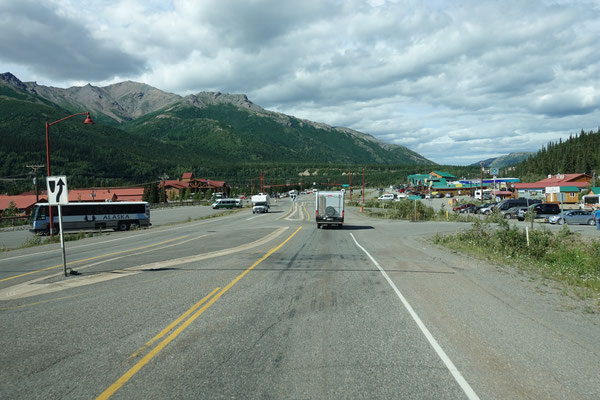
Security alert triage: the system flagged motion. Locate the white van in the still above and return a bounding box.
[211,198,242,209]
[378,193,396,201]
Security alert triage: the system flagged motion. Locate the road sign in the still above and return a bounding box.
[342,184,349,187]
[545,186,560,194]
[47,176,69,205]
[408,195,421,200]
[490,168,499,176]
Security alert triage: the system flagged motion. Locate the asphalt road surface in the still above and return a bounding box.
[1,196,599,399]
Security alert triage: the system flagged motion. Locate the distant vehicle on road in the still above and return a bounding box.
[30,201,151,235]
[251,194,270,213]
[548,210,595,225]
[316,191,344,229]
[212,198,242,210]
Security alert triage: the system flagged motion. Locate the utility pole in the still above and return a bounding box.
[362,167,365,203]
[480,162,484,201]
[349,171,352,201]
[27,164,44,202]
[260,171,264,193]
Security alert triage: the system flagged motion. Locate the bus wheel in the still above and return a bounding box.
[118,221,129,231]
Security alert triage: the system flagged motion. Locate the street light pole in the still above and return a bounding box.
[45,112,94,236]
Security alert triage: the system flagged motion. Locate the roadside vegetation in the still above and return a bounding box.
[434,219,600,308]
[349,198,493,223]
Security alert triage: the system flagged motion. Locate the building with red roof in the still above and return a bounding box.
[0,194,47,215]
[160,173,230,199]
[0,187,145,215]
[513,173,591,203]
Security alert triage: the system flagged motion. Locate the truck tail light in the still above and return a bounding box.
[316,210,318,218]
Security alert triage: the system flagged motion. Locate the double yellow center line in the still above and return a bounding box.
[96,226,302,399]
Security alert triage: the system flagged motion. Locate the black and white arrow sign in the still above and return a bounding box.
[46,175,69,205]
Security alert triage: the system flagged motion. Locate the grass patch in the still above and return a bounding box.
[433,219,600,305]
[360,199,484,223]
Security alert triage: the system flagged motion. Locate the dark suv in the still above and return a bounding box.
[518,203,561,221]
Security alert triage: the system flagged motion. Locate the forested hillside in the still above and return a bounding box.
[123,103,429,165]
[0,90,197,192]
[513,128,600,181]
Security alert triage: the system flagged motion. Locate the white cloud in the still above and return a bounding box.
[1,0,600,165]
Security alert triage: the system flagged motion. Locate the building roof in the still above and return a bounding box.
[0,195,46,211]
[38,187,145,202]
[181,172,194,181]
[431,171,457,178]
[514,181,589,190]
[408,174,432,178]
[589,187,600,194]
[200,179,227,188]
[559,186,580,192]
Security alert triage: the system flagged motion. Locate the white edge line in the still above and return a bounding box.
[349,232,480,400]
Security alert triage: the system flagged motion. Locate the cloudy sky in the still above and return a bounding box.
[1,0,599,165]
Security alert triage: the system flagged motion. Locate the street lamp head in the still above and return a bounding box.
[83,112,94,125]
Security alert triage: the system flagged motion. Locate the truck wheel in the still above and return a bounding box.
[317,224,321,229]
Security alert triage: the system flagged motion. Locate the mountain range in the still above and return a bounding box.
[1,72,432,171]
[471,152,533,168]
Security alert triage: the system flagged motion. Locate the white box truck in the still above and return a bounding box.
[251,194,270,213]
[316,191,344,229]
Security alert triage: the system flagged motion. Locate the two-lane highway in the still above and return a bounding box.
[1,196,599,399]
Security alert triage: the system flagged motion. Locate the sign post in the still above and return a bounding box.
[47,176,70,276]
[545,186,561,228]
[409,195,420,221]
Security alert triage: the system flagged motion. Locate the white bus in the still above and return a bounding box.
[30,201,151,235]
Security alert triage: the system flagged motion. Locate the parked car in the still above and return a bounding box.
[518,203,561,221]
[497,198,541,212]
[378,193,396,201]
[548,210,595,225]
[453,203,476,213]
[444,193,454,198]
[435,192,445,198]
[501,206,528,219]
[476,203,496,215]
